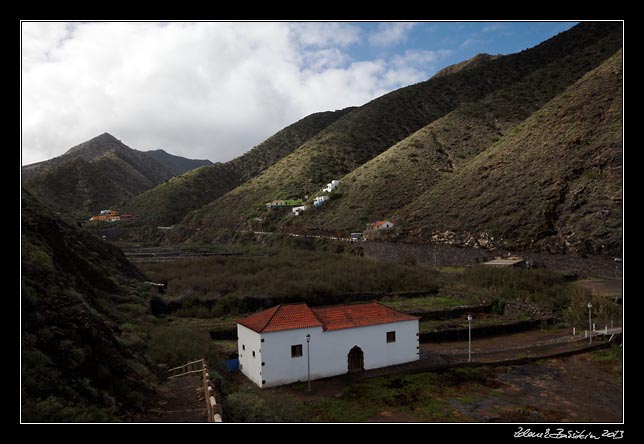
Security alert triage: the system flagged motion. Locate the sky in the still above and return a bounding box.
[21,21,577,166]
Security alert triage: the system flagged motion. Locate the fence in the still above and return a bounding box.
[167,358,223,423]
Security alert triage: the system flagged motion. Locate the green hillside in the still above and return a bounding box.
[21,190,157,421]
[170,22,622,245]
[125,108,353,226]
[398,49,623,256]
[282,24,622,234]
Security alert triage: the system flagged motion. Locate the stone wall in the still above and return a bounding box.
[363,241,491,267]
[362,241,622,278]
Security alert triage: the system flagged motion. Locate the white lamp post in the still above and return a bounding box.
[306,334,311,391]
[467,314,473,362]
[587,302,593,345]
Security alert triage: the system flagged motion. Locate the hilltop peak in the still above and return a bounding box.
[64,132,127,157]
[94,132,120,143]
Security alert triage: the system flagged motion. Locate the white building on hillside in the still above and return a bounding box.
[292,205,307,216]
[323,179,340,193]
[313,195,329,207]
[236,301,420,388]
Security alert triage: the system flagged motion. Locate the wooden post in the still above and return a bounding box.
[572,327,576,336]
[203,365,211,422]
[209,396,217,423]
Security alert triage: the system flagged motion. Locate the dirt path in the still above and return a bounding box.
[132,374,207,423]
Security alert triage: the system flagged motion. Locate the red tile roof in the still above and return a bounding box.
[237,301,418,333]
[312,302,418,331]
[237,303,322,333]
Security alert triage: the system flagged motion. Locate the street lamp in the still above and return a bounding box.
[306,334,311,392]
[587,302,593,345]
[467,315,473,362]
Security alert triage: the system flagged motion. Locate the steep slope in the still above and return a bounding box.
[398,49,623,256]
[286,24,622,234]
[172,21,622,242]
[144,149,213,176]
[125,108,353,226]
[21,190,157,421]
[22,133,174,217]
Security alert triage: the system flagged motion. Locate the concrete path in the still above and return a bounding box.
[342,329,621,383]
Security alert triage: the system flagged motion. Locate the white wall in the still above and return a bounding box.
[257,320,419,388]
[237,324,263,386]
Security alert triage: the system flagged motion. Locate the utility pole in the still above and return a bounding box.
[468,314,473,362]
[306,334,311,392]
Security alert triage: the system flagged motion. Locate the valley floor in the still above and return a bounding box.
[271,348,622,423]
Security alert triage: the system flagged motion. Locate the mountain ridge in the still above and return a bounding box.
[168,21,622,254]
[277,25,622,240]
[22,133,213,218]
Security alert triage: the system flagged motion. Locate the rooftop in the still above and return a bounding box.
[237,301,419,333]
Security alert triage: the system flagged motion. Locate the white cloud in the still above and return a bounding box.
[21,22,445,166]
[390,49,451,68]
[288,22,362,48]
[460,37,483,49]
[368,22,417,47]
[387,49,452,85]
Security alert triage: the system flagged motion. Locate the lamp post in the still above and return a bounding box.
[467,314,472,362]
[587,302,593,345]
[306,334,311,392]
